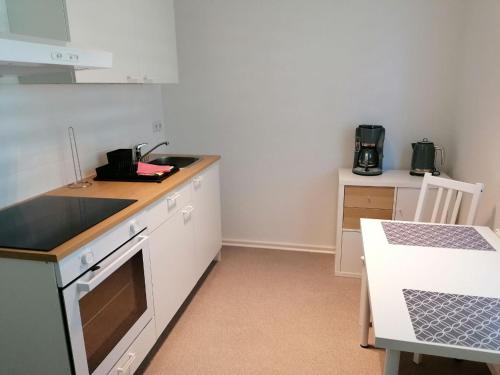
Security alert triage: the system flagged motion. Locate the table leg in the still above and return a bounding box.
[384,349,400,375]
[359,262,370,348]
[413,353,422,364]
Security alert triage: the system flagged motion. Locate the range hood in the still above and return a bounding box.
[0,38,112,76]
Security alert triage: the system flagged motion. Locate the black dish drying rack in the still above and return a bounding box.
[94,163,179,183]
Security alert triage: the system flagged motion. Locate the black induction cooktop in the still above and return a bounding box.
[0,195,136,252]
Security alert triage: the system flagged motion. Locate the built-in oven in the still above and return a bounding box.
[62,232,153,375]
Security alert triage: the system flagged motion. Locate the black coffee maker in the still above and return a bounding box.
[352,125,385,176]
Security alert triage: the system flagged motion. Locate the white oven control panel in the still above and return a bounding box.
[55,212,147,288]
[80,251,94,266]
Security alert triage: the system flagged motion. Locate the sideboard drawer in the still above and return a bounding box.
[344,186,394,209]
[343,207,393,230]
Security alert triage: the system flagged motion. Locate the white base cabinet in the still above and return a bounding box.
[149,202,196,336]
[147,162,222,338]
[193,163,222,280]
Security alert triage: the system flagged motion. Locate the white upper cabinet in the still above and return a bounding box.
[65,0,140,83]
[137,0,178,84]
[5,0,70,41]
[65,0,178,83]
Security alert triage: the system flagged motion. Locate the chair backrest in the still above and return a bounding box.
[414,173,484,225]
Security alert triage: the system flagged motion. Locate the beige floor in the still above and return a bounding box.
[141,246,489,375]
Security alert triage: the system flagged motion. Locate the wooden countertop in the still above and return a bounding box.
[0,155,220,263]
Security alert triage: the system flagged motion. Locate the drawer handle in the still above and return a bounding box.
[117,352,136,375]
[126,76,139,83]
[182,205,195,221]
[193,176,203,188]
[167,192,181,207]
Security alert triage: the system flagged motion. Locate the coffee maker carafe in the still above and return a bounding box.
[352,125,385,176]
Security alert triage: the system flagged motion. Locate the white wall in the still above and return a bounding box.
[0,84,165,208]
[162,0,464,251]
[451,0,500,229]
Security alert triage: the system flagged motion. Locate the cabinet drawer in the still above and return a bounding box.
[147,182,192,232]
[340,231,363,275]
[343,207,393,229]
[108,319,156,375]
[344,186,394,209]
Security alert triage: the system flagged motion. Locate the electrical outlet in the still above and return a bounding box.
[152,121,163,133]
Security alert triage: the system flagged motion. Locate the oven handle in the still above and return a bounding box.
[77,235,148,293]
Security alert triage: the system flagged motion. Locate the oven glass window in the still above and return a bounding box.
[79,250,147,373]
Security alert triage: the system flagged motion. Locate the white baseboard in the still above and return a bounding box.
[335,271,361,279]
[222,238,335,254]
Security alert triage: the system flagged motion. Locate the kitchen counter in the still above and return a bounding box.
[0,155,220,262]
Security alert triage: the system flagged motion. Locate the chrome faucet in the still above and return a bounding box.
[134,143,149,162]
[137,141,170,162]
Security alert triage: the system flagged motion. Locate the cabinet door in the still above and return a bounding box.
[65,0,141,83]
[340,231,363,276]
[192,163,222,279]
[136,0,178,83]
[395,188,437,222]
[5,0,70,41]
[149,207,196,336]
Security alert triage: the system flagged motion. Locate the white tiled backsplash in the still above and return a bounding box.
[0,84,166,209]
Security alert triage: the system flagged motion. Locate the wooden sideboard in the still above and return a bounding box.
[335,169,448,278]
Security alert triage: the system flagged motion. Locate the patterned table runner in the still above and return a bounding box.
[382,222,495,251]
[403,289,500,351]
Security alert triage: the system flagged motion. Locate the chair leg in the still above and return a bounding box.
[413,353,422,364]
[360,263,370,348]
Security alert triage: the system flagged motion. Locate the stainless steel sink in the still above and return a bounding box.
[148,156,200,169]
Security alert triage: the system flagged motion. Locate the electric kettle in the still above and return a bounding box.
[410,138,444,176]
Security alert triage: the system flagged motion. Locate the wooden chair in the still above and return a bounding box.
[359,173,485,355]
[414,173,484,225]
[412,173,484,364]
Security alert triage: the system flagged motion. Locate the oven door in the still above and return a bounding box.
[62,234,153,375]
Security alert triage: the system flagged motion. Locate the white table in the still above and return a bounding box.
[359,219,500,375]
